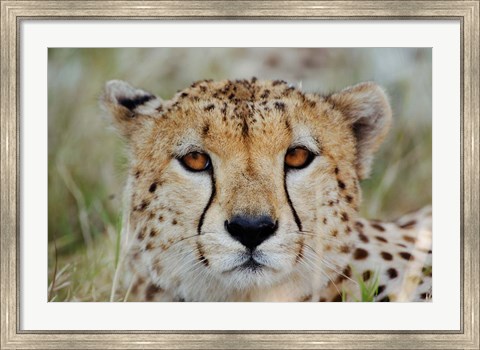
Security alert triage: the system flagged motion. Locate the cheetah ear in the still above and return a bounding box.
[328,82,392,179]
[100,80,163,140]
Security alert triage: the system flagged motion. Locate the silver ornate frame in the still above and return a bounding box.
[1,1,478,349]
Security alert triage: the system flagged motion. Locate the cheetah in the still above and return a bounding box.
[101,78,432,302]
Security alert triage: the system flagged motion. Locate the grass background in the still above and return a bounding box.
[48,48,432,301]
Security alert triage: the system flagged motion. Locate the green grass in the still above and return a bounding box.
[341,268,380,302]
[48,220,121,302]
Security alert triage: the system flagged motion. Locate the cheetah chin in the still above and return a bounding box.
[101,78,432,302]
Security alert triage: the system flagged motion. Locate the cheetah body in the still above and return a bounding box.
[102,78,432,302]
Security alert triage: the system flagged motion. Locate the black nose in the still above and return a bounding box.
[225,215,278,250]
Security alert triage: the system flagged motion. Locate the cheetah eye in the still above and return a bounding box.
[180,152,211,172]
[285,147,315,170]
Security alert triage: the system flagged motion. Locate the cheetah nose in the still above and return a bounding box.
[225,216,278,251]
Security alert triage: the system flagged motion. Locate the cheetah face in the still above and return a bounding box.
[102,78,391,301]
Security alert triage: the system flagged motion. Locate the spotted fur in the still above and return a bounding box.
[101,78,432,302]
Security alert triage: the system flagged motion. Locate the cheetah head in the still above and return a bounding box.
[102,78,391,301]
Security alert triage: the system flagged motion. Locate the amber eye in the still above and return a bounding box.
[180,152,211,172]
[285,147,315,169]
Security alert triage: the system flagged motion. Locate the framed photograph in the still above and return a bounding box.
[1,1,478,349]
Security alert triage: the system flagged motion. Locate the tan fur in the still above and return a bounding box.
[101,78,431,302]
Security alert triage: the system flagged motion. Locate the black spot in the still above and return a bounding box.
[420,293,428,300]
[337,180,346,190]
[378,296,390,302]
[134,170,141,179]
[228,93,235,100]
[381,252,393,261]
[331,294,343,302]
[272,79,286,86]
[204,104,215,111]
[341,212,349,222]
[137,227,146,240]
[145,283,162,301]
[371,223,385,232]
[134,200,149,211]
[377,285,386,295]
[196,242,209,267]
[260,90,270,99]
[202,124,210,135]
[158,215,164,222]
[345,195,353,203]
[387,268,398,279]
[149,183,157,193]
[172,219,177,225]
[334,265,352,284]
[358,232,369,243]
[149,229,158,237]
[274,101,285,111]
[221,102,228,117]
[180,92,189,98]
[353,248,369,260]
[118,94,154,111]
[399,220,416,229]
[399,252,414,261]
[375,236,388,243]
[242,120,249,137]
[362,270,371,282]
[295,243,304,264]
[300,294,312,302]
[334,167,339,174]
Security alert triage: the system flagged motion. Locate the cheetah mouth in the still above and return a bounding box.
[222,251,277,274]
[238,257,264,272]
[222,258,265,274]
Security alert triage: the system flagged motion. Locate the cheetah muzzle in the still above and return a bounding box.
[101,78,432,302]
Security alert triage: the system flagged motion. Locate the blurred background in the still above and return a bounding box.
[48,48,432,301]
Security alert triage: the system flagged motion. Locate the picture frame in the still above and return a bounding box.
[1,1,478,349]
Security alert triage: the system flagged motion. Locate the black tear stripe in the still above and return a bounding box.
[118,94,154,111]
[197,171,216,235]
[284,172,302,231]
